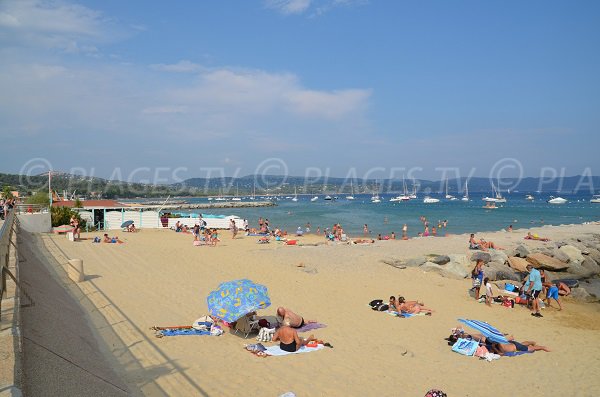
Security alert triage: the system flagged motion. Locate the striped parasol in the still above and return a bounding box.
[458,318,510,344]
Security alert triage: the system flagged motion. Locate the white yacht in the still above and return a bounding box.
[591,195,600,203]
[547,196,567,204]
[423,196,440,204]
[526,194,534,201]
[310,196,319,202]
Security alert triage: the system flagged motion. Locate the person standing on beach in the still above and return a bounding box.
[363,224,369,237]
[471,260,484,300]
[229,219,238,239]
[402,224,408,240]
[424,226,430,237]
[258,217,264,230]
[526,264,543,317]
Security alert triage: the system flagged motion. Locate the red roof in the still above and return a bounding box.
[52,200,123,208]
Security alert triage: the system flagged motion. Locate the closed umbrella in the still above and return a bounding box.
[207,279,270,323]
[458,318,510,344]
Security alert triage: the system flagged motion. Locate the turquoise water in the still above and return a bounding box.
[175,193,600,237]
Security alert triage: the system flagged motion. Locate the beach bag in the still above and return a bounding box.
[258,319,271,328]
[451,338,478,356]
[505,283,516,292]
[369,299,383,309]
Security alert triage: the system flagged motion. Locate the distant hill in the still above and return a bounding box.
[2,171,597,198]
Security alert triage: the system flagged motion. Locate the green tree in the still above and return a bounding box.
[73,198,83,208]
[2,185,13,199]
[50,207,86,228]
[26,191,50,206]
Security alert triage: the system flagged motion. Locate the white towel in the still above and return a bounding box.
[265,344,325,356]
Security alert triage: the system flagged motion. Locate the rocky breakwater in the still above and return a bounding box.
[381,233,600,303]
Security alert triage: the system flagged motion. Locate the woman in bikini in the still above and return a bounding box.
[397,296,433,315]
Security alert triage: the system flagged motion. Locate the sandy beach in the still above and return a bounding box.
[20,223,600,396]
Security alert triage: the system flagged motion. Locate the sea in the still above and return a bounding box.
[169,192,600,237]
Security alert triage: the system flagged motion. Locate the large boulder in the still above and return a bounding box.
[470,252,491,263]
[484,261,520,281]
[490,250,508,265]
[420,261,468,280]
[514,245,530,258]
[552,248,570,263]
[526,253,569,271]
[406,257,427,267]
[584,247,600,265]
[570,287,599,303]
[559,245,585,264]
[507,257,529,272]
[581,257,600,276]
[430,255,450,265]
[579,279,600,300]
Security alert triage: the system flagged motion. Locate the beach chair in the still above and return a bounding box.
[234,314,260,338]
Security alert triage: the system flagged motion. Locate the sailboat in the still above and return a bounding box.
[461,179,470,201]
[371,180,381,203]
[249,182,256,200]
[231,185,242,201]
[409,179,418,199]
[483,182,499,202]
[445,178,456,200]
[390,176,410,202]
[346,181,355,200]
[495,179,507,203]
[215,188,226,201]
[291,186,298,202]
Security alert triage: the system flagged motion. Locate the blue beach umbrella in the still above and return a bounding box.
[206,279,271,323]
[121,220,134,228]
[458,318,510,344]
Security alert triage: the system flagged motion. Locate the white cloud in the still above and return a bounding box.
[150,60,203,73]
[265,0,312,15]
[0,0,121,52]
[265,0,368,16]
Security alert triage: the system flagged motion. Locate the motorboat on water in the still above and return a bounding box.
[310,196,319,202]
[547,196,567,204]
[526,194,534,201]
[591,195,600,203]
[324,195,333,201]
[423,196,440,203]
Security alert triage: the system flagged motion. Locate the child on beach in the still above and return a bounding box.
[483,277,493,306]
[471,260,484,299]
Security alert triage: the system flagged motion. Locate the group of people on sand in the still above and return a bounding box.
[471,257,570,314]
[93,234,123,244]
[271,307,332,352]
[447,326,551,356]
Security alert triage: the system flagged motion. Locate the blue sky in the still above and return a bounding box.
[1,0,599,182]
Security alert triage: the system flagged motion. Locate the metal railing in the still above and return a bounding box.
[14,203,49,214]
[0,210,16,304]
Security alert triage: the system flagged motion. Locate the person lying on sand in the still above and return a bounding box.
[524,232,550,242]
[272,324,318,352]
[352,239,375,244]
[490,336,551,354]
[396,296,433,315]
[469,233,503,250]
[276,307,315,328]
[103,234,123,244]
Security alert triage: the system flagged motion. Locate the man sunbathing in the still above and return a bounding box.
[103,234,123,244]
[276,307,315,328]
[469,233,503,250]
[396,296,433,315]
[524,232,550,241]
[272,323,318,352]
[490,336,551,354]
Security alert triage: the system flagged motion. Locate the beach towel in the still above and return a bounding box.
[387,311,427,318]
[264,344,325,356]
[503,351,534,357]
[156,328,211,337]
[451,338,478,356]
[294,322,327,333]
